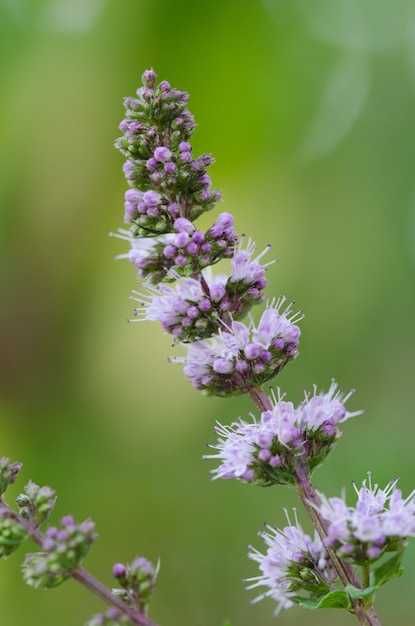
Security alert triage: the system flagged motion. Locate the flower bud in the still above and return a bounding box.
[111,556,159,615]
[112,562,127,579]
[141,68,157,89]
[0,458,22,497]
[16,481,56,526]
[0,511,27,558]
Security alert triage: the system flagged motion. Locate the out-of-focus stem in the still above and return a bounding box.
[71,567,157,626]
[0,501,159,626]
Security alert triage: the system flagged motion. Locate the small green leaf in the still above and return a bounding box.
[290,590,351,610]
[346,584,378,601]
[370,552,404,588]
[289,596,321,609]
[221,621,233,626]
[316,590,352,609]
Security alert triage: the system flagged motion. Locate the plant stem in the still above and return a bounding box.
[248,386,273,413]
[1,500,159,626]
[247,387,383,626]
[293,463,383,626]
[71,567,157,626]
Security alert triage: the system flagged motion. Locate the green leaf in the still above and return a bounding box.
[221,622,233,626]
[370,552,404,588]
[346,584,378,601]
[291,590,351,610]
[289,596,321,609]
[316,590,352,609]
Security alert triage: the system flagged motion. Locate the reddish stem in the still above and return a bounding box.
[1,501,159,626]
[246,387,383,626]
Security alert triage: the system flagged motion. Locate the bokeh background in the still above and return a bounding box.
[1,1,415,625]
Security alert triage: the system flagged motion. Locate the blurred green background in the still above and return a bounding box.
[1,1,415,625]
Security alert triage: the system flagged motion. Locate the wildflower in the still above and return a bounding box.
[318,475,415,564]
[230,236,274,285]
[131,244,273,342]
[111,209,239,285]
[204,381,360,485]
[179,298,302,396]
[131,273,224,341]
[246,510,333,615]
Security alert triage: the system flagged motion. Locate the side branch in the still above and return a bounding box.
[1,500,159,626]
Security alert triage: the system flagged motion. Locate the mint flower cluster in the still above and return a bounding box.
[319,476,415,563]
[204,381,361,485]
[245,475,415,616]
[246,511,334,615]
[113,70,415,625]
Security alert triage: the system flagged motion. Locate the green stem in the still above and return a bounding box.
[362,563,371,590]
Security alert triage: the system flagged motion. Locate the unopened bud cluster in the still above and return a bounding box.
[114,209,239,285]
[0,458,159,623]
[112,556,159,614]
[114,69,290,398]
[86,607,134,626]
[0,506,27,558]
[0,457,22,496]
[16,480,56,526]
[115,67,221,238]
[22,515,97,589]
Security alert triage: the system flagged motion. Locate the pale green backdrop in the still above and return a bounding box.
[1,1,415,625]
